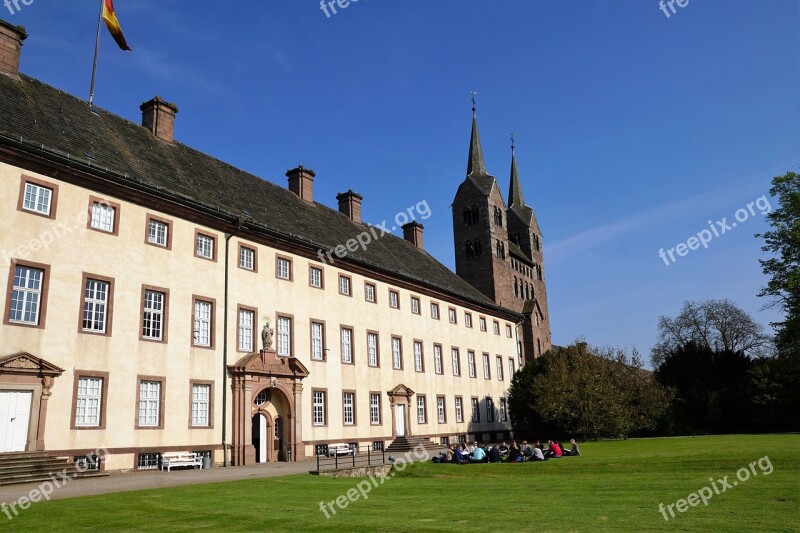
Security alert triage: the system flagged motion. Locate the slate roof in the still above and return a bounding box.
[0,73,518,316]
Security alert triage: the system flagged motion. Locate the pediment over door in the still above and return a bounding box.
[387,384,415,398]
[229,350,309,379]
[0,352,64,377]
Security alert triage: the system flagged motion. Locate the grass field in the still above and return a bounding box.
[3,435,799,532]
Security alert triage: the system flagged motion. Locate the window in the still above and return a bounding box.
[451,348,461,377]
[486,398,494,423]
[146,216,171,248]
[341,327,353,364]
[508,358,515,379]
[467,351,476,378]
[365,332,380,366]
[193,298,213,348]
[19,179,56,217]
[339,275,352,296]
[496,356,504,381]
[276,315,292,356]
[195,233,215,260]
[309,266,323,288]
[430,302,440,320]
[455,397,464,423]
[75,377,103,427]
[364,282,376,303]
[238,307,255,352]
[483,353,491,379]
[311,321,325,361]
[479,317,487,332]
[391,337,403,370]
[6,263,47,326]
[276,256,292,281]
[373,441,384,451]
[506,324,513,338]
[342,392,355,425]
[500,398,508,422]
[137,453,161,470]
[313,390,326,426]
[471,398,480,422]
[417,395,427,424]
[369,393,381,425]
[433,344,443,374]
[389,290,399,309]
[239,246,256,271]
[413,341,424,372]
[410,296,420,315]
[89,199,117,233]
[493,321,500,335]
[314,444,329,457]
[81,276,111,334]
[191,383,211,427]
[465,313,473,328]
[137,380,162,428]
[141,287,168,342]
[440,437,450,446]
[437,396,446,423]
[448,308,457,324]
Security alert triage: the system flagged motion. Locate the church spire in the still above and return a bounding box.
[508,134,525,209]
[466,91,487,177]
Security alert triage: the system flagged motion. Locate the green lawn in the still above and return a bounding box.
[3,435,799,532]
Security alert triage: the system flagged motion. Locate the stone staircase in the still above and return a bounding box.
[0,452,108,486]
[386,436,441,453]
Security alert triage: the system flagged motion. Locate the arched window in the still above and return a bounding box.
[513,277,519,297]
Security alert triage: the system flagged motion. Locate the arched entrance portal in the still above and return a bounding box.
[229,346,309,466]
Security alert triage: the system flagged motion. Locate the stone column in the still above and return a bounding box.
[292,382,305,461]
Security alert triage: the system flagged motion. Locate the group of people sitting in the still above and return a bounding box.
[433,439,580,464]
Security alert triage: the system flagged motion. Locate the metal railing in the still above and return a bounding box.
[315,445,387,472]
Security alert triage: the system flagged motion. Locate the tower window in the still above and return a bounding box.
[495,240,505,260]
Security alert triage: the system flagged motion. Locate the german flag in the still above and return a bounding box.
[102,0,132,51]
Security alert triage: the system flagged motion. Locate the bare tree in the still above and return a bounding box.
[651,299,773,366]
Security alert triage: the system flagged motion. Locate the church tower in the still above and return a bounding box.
[452,102,551,360]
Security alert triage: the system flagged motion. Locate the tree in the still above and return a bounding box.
[651,299,773,367]
[757,171,800,359]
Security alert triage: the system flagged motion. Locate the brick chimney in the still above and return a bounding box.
[402,222,424,250]
[140,97,178,144]
[0,20,27,78]
[336,190,363,223]
[286,166,315,203]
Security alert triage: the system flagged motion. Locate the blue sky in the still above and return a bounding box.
[8,0,799,360]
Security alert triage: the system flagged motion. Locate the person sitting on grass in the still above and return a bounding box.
[531,446,546,461]
[562,439,581,456]
[521,441,533,458]
[471,445,487,463]
[452,444,466,464]
[545,440,563,458]
[508,442,524,463]
[488,445,501,463]
[498,441,509,459]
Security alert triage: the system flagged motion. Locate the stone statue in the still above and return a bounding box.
[261,321,274,351]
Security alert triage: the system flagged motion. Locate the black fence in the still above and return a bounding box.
[314,444,388,472]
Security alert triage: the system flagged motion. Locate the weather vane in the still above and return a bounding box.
[510,132,516,152]
[470,90,477,116]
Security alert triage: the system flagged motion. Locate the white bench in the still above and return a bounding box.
[161,451,203,471]
[327,443,354,457]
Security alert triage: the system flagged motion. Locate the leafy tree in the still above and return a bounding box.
[651,299,773,367]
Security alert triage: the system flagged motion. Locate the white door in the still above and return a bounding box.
[395,405,406,437]
[0,391,32,452]
[258,415,267,463]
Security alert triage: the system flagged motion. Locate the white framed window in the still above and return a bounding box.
[389,290,399,309]
[75,377,102,427]
[506,324,513,338]
[238,309,254,352]
[196,234,214,259]
[193,300,212,347]
[496,356,504,381]
[23,182,52,215]
[339,275,351,296]
[434,345,443,374]
[448,308,457,324]
[479,317,487,331]
[311,322,325,360]
[341,327,353,363]
[437,396,446,423]
[455,397,464,423]
[467,351,476,378]
[410,296,420,315]
[370,393,381,424]
[90,202,115,232]
[276,257,291,280]
[9,265,44,325]
[138,381,161,427]
[430,303,440,319]
[486,398,494,422]
[465,313,473,328]
[471,398,480,422]
[451,348,460,376]
[483,353,491,379]
[309,266,322,288]
[239,247,255,270]
[367,332,378,367]
[82,279,109,333]
[142,290,165,340]
[277,316,291,356]
[191,384,210,427]
[392,337,402,370]
[508,358,515,379]
[500,398,508,422]
[414,341,423,372]
[364,283,376,303]
[493,321,500,335]
[343,392,354,425]
[148,219,168,247]
[417,396,427,424]
[313,391,326,426]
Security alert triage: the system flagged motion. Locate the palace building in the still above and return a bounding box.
[0,20,550,470]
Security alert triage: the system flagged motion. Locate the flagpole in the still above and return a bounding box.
[88,0,104,107]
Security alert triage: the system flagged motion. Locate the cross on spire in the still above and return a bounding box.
[470,90,477,118]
